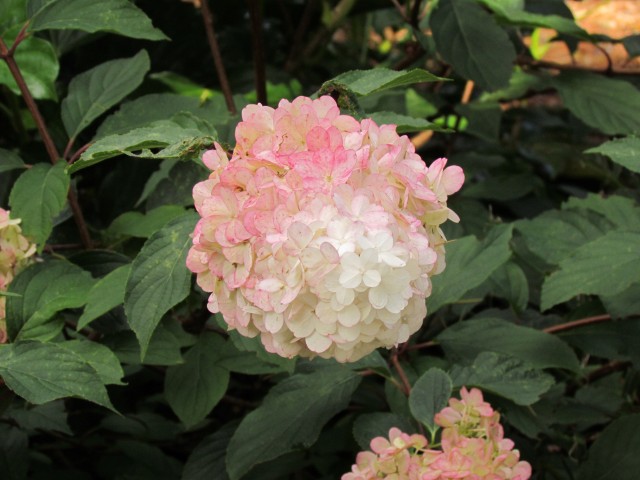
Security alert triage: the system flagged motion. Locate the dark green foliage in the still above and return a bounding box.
[1,0,639,478]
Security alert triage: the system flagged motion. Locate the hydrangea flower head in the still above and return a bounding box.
[187,96,464,362]
[0,208,37,342]
[343,388,532,480]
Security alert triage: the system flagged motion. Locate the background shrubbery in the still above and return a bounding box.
[1,0,639,478]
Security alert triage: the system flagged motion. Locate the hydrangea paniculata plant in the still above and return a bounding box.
[0,208,36,343]
[187,96,464,361]
[343,387,532,479]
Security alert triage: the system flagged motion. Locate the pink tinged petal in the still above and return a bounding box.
[320,242,340,263]
[306,126,331,151]
[442,165,465,194]
[370,437,391,454]
[337,304,360,327]
[306,331,332,353]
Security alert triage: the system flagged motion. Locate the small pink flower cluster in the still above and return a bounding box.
[343,388,532,480]
[0,208,36,342]
[187,96,464,362]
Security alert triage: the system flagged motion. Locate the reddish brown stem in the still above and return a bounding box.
[0,30,93,250]
[391,350,412,396]
[199,0,237,114]
[544,314,612,335]
[68,143,91,165]
[405,340,437,352]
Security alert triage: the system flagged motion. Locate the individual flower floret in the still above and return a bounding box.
[0,208,36,342]
[187,95,464,362]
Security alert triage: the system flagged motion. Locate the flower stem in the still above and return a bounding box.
[0,28,93,250]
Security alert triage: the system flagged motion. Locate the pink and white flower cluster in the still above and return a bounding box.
[0,208,36,342]
[187,96,464,362]
[343,387,532,480]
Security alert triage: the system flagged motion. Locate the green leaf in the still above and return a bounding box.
[0,148,26,173]
[479,70,552,102]
[106,205,186,239]
[516,208,612,265]
[124,212,198,358]
[428,225,513,312]
[476,0,588,38]
[553,72,640,135]
[563,194,640,229]
[225,328,296,375]
[541,230,640,310]
[329,68,446,96]
[6,260,95,341]
[95,93,230,138]
[585,136,640,173]
[352,413,415,450]
[430,0,516,91]
[488,261,529,311]
[0,25,59,100]
[368,111,449,134]
[454,102,502,142]
[577,413,640,480]
[136,160,178,207]
[409,368,452,434]
[61,50,150,141]
[601,283,640,319]
[102,324,184,366]
[217,338,295,375]
[226,368,361,479]
[560,319,640,370]
[29,0,167,40]
[623,34,640,59]
[183,422,236,480]
[0,341,114,409]
[165,333,230,428]
[57,339,125,385]
[8,161,69,249]
[449,352,554,405]
[4,401,72,435]
[438,317,580,370]
[78,264,131,330]
[70,119,211,174]
[0,425,28,480]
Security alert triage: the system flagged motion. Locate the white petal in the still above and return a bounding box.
[337,304,361,327]
[306,331,332,353]
[265,313,284,333]
[369,288,388,309]
[362,269,381,288]
[339,269,362,289]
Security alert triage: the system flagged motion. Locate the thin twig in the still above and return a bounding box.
[543,314,612,334]
[390,349,412,396]
[247,0,267,105]
[389,0,407,21]
[404,340,437,352]
[68,143,91,165]
[0,30,93,250]
[199,0,236,114]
